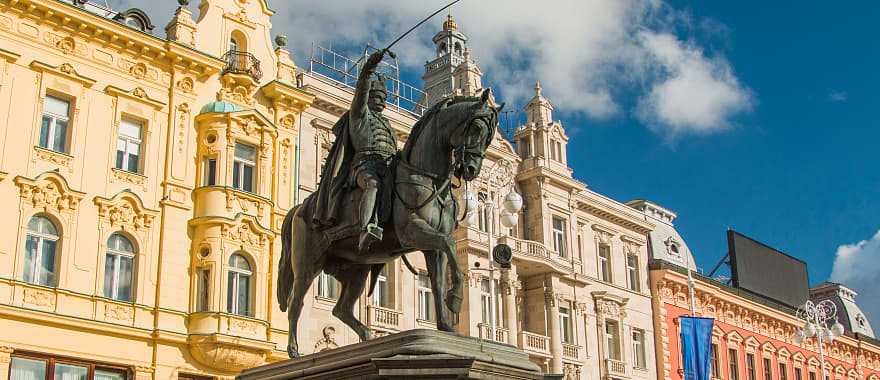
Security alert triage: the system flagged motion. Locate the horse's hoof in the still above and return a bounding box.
[287,346,301,359]
[445,291,463,313]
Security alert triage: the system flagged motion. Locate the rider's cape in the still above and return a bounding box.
[310,111,354,229]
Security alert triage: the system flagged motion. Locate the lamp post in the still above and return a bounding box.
[460,175,522,342]
[792,300,845,380]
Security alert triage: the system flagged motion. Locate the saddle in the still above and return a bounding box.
[306,156,398,244]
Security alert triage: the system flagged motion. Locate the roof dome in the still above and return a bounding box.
[627,199,698,271]
[810,282,875,338]
[199,101,243,115]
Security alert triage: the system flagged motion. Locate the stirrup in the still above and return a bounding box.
[358,224,383,252]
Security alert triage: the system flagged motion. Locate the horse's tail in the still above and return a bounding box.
[277,206,297,312]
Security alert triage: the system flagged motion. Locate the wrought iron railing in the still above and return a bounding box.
[221,50,262,81]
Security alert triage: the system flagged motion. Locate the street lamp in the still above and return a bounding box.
[792,300,845,380]
[460,184,522,342]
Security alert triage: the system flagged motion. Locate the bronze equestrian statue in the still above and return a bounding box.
[277,49,503,358]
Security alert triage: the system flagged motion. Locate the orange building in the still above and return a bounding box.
[650,261,880,380]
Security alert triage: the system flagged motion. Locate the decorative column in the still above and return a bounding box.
[0,347,14,380]
[546,287,563,373]
[501,272,518,345]
[134,366,155,380]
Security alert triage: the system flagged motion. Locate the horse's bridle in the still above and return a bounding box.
[394,105,495,214]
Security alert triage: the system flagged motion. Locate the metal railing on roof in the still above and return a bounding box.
[308,43,426,116]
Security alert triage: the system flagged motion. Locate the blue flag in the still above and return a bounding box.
[680,316,714,380]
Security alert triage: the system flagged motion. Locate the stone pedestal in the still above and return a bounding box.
[237,329,562,380]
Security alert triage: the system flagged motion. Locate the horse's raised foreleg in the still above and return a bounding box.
[424,250,454,332]
[332,264,372,341]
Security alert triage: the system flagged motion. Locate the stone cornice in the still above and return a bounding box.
[261,80,315,113]
[30,60,96,87]
[577,190,654,235]
[0,48,20,63]
[104,85,165,109]
[6,0,222,78]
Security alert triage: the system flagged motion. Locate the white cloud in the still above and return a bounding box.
[830,230,880,330]
[828,90,848,102]
[118,0,753,139]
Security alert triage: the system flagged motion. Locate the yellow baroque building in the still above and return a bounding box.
[0,1,667,380]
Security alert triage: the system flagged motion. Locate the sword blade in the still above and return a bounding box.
[384,0,463,51]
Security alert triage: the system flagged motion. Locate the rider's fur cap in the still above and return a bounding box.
[369,76,387,97]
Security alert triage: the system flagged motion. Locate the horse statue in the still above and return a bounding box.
[277,89,503,357]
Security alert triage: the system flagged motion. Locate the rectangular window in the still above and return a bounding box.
[795,368,803,380]
[11,357,47,380]
[598,244,612,282]
[746,353,756,380]
[115,119,143,173]
[729,349,740,380]
[40,95,71,153]
[559,305,573,344]
[316,271,338,299]
[232,143,256,192]
[626,253,640,291]
[519,137,530,158]
[417,273,434,322]
[480,278,492,324]
[633,329,646,369]
[605,320,620,360]
[371,264,389,308]
[710,343,719,377]
[780,362,788,380]
[478,204,490,233]
[549,139,558,161]
[196,268,210,312]
[809,371,816,380]
[763,357,772,380]
[204,158,217,186]
[55,363,88,380]
[552,217,566,257]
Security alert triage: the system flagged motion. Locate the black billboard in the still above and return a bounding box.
[728,230,809,308]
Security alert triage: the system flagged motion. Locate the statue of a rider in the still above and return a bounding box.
[311,49,397,252]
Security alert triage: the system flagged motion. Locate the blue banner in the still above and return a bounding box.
[680,316,714,380]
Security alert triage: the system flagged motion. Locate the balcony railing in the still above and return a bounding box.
[520,331,551,358]
[605,358,627,377]
[562,343,580,360]
[366,305,401,332]
[221,50,262,81]
[477,323,509,343]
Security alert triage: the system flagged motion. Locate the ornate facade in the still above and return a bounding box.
[0,1,662,380]
[650,261,880,380]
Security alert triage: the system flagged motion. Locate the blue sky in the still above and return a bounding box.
[130,0,879,324]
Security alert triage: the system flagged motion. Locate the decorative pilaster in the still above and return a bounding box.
[545,287,563,373]
[500,272,518,345]
[0,346,14,380]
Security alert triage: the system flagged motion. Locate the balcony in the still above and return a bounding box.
[222,50,262,81]
[497,235,573,275]
[520,331,551,358]
[605,358,628,378]
[477,323,509,343]
[366,305,402,332]
[562,343,581,361]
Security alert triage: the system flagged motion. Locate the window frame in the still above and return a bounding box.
[196,267,211,312]
[203,157,217,186]
[626,252,640,292]
[39,94,72,153]
[232,142,257,193]
[605,319,621,360]
[23,215,60,287]
[371,264,389,308]
[747,353,757,380]
[115,118,144,174]
[598,244,612,282]
[763,357,773,380]
[633,329,647,369]
[226,253,253,317]
[417,272,434,322]
[780,362,789,380]
[10,351,130,380]
[559,305,573,344]
[710,343,719,378]
[103,233,136,302]
[316,271,338,300]
[729,348,740,380]
[552,216,567,258]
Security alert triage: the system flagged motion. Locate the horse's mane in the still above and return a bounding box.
[403,95,483,160]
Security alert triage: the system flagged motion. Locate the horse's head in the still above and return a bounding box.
[447,89,503,181]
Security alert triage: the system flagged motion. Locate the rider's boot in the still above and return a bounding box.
[358,186,382,253]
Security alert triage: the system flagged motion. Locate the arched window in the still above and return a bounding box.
[438,42,448,56]
[104,233,135,301]
[23,216,59,286]
[227,253,252,316]
[454,42,462,55]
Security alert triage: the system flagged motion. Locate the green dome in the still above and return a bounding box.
[199,101,243,114]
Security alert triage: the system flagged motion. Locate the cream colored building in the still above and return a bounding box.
[0,1,659,379]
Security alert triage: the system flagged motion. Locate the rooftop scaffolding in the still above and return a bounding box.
[308,43,427,116]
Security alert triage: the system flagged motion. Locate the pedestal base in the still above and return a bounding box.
[237,329,562,380]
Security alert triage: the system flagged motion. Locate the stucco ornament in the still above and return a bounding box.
[313,326,339,353]
[94,192,157,233]
[15,174,84,213]
[188,336,267,372]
